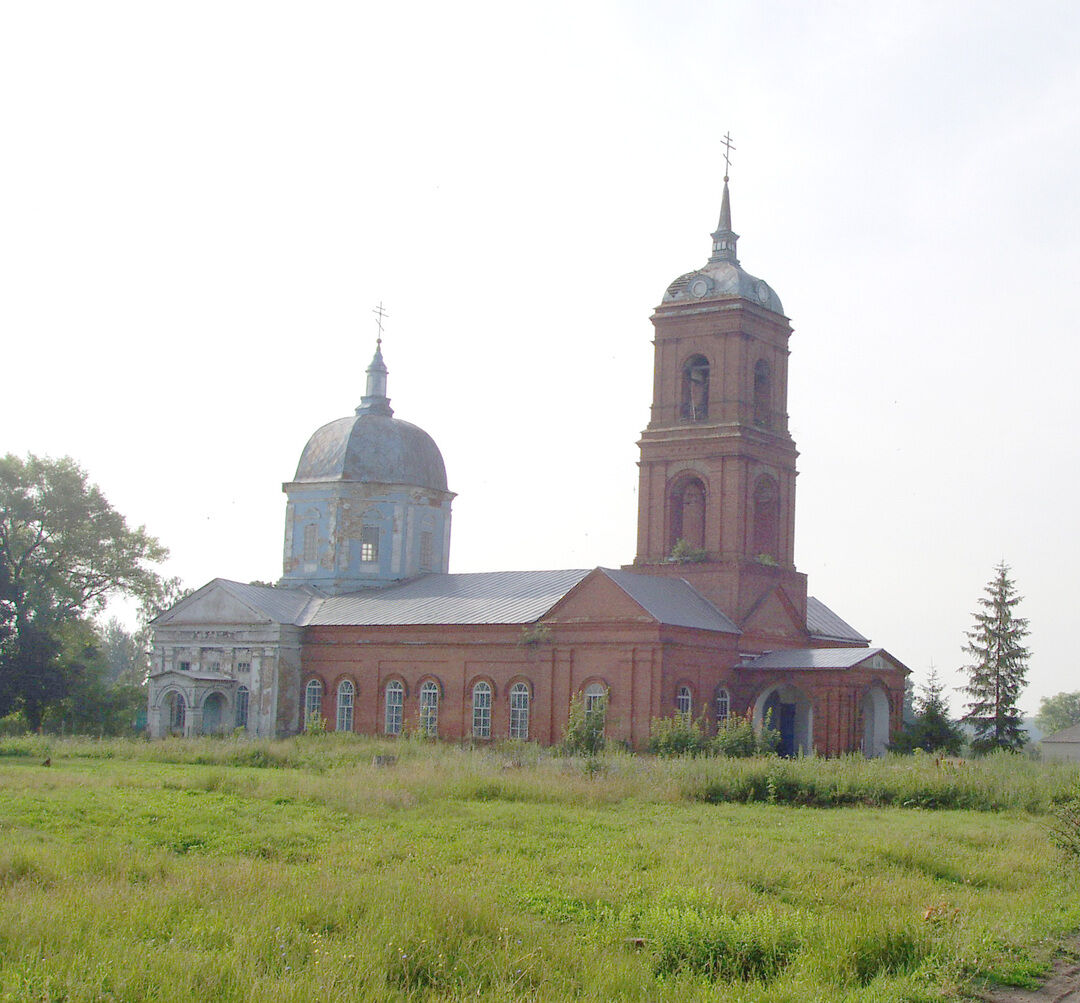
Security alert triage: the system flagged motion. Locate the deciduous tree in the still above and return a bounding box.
[1036,691,1080,737]
[961,562,1030,754]
[0,454,167,725]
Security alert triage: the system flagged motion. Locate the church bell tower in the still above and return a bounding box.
[633,157,808,627]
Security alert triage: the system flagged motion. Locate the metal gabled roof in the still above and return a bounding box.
[598,569,740,634]
[216,579,324,625]
[806,596,868,643]
[739,647,884,671]
[307,569,593,626]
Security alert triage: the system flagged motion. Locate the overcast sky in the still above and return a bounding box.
[2,1,1077,716]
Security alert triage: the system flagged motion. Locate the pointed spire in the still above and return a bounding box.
[709,176,740,265]
[355,303,394,416]
[710,132,740,264]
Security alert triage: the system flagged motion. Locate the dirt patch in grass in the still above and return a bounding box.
[975,937,1080,1002]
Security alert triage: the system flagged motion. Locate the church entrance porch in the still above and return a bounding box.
[162,691,186,736]
[147,670,239,738]
[861,684,890,757]
[200,692,228,735]
[754,684,813,757]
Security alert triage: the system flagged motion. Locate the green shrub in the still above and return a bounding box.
[562,690,606,756]
[712,713,778,758]
[647,713,710,757]
[669,538,708,563]
[1049,794,1080,862]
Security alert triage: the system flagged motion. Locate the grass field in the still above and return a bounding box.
[1,736,1078,1001]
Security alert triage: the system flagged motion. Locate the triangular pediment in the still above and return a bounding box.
[546,569,657,625]
[741,585,809,643]
[154,579,275,626]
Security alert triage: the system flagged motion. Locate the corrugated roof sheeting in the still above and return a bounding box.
[739,647,883,670]
[805,596,868,643]
[600,569,740,633]
[309,569,592,626]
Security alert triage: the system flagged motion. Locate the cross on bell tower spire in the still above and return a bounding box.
[710,131,740,265]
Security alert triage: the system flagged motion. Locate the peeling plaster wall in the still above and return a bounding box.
[149,620,294,738]
[281,480,452,593]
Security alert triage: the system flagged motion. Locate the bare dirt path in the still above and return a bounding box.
[973,940,1080,1002]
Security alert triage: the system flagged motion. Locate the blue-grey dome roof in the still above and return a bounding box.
[662,261,783,314]
[293,413,448,491]
[662,177,784,315]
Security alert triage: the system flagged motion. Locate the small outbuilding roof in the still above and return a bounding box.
[1041,723,1080,744]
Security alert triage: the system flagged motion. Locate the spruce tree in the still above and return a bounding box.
[892,667,964,755]
[961,562,1030,753]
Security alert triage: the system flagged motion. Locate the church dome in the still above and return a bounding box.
[662,261,783,314]
[293,413,448,491]
[661,176,784,316]
[291,341,448,492]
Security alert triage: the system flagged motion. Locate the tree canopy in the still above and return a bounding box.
[0,453,169,727]
[961,562,1030,754]
[1036,691,1080,737]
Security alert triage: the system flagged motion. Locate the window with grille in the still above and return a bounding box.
[584,683,606,719]
[509,682,530,741]
[419,681,439,737]
[303,523,317,562]
[304,679,323,729]
[676,685,692,720]
[472,681,492,739]
[716,687,730,725]
[336,679,354,732]
[420,530,434,571]
[361,525,379,562]
[385,681,403,735]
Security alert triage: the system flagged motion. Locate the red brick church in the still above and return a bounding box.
[148,174,908,755]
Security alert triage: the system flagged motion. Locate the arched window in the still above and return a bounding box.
[472,681,492,739]
[751,475,780,559]
[669,476,706,553]
[716,687,730,725]
[304,679,323,730]
[235,685,249,729]
[584,683,607,720]
[419,681,439,737]
[166,692,186,733]
[336,679,354,732]
[676,685,692,720]
[680,355,710,421]
[509,682,530,741]
[384,681,404,735]
[753,359,772,428]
